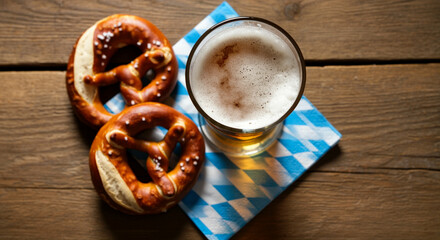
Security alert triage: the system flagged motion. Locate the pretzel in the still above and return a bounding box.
[66,14,178,128]
[89,102,205,214]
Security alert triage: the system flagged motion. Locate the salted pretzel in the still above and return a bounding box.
[89,102,205,214]
[66,14,178,128]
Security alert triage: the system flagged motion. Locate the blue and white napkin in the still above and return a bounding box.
[104,2,341,240]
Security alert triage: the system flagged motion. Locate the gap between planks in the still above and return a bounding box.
[1,59,440,72]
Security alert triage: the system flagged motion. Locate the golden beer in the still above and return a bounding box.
[186,17,306,156]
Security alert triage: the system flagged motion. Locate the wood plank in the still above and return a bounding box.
[0,0,439,65]
[0,71,94,189]
[0,170,438,239]
[305,64,440,171]
[236,170,440,239]
[0,64,439,190]
[0,188,203,240]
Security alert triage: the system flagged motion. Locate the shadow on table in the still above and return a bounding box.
[308,144,342,171]
[97,199,192,240]
[72,114,98,148]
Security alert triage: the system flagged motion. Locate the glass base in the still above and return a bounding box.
[198,115,283,157]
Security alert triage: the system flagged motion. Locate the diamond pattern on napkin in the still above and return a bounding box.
[103,2,341,240]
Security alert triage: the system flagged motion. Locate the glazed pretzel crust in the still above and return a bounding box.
[66,14,178,128]
[89,102,205,214]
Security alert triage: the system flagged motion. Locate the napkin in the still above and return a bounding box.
[104,2,341,240]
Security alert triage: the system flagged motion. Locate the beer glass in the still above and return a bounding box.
[186,17,306,157]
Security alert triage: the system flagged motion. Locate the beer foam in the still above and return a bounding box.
[190,24,301,130]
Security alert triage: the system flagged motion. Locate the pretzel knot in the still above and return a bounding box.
[66,14,178,128]
[89,102,205,214]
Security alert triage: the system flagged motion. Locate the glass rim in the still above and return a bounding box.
[185,16,306,133]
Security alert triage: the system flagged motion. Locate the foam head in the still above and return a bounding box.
[189,21,303,130]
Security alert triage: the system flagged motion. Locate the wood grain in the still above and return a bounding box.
[0,171,438,239]
[0,64,438,189]
[0,72,93,189]
[0,64,439,239]
[236,170,440,240]
[305,64,440,171]
[0,0,439,65]
[0,188,202,240]
[1,0,439,239]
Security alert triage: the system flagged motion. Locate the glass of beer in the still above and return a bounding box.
[186,17,306,157]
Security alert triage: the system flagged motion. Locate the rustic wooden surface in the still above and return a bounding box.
[1,0,440,66]
[0,0,439,239]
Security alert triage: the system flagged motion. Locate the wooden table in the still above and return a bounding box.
[1,0,439,239]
